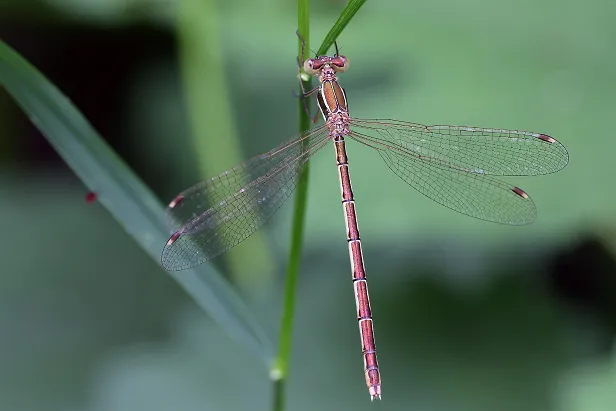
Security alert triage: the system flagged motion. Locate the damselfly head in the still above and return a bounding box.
[303,55,350,76]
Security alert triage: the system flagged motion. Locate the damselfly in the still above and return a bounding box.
[161,36,569,400]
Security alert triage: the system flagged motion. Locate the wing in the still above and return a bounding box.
[162,126,330,270]
[351,130,537,225]
[164,125,329,232]
[349,119,569,176]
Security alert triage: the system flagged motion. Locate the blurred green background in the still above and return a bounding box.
[1,0,616,410]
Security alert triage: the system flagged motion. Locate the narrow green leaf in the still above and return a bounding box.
[317,0,368,56]
[0,39,273,364]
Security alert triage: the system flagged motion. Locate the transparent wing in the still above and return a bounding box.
[351,130,537,225]
[350,119,569,176]
[162,126,330,271]
[164,125,329,232]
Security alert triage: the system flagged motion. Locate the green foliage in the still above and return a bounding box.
[1,0,616,410]
[0,39,273,365]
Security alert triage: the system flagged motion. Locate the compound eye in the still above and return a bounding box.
[303,58,322,75]
[331,56,350,72]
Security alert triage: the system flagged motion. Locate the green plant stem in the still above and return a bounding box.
[271,1,367,408]
[271,1,311,410]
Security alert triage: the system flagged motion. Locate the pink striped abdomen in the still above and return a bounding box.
[333,137,382,400]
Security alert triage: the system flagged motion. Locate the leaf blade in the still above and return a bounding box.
[0,39,273,364]
[317,0,368,56]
